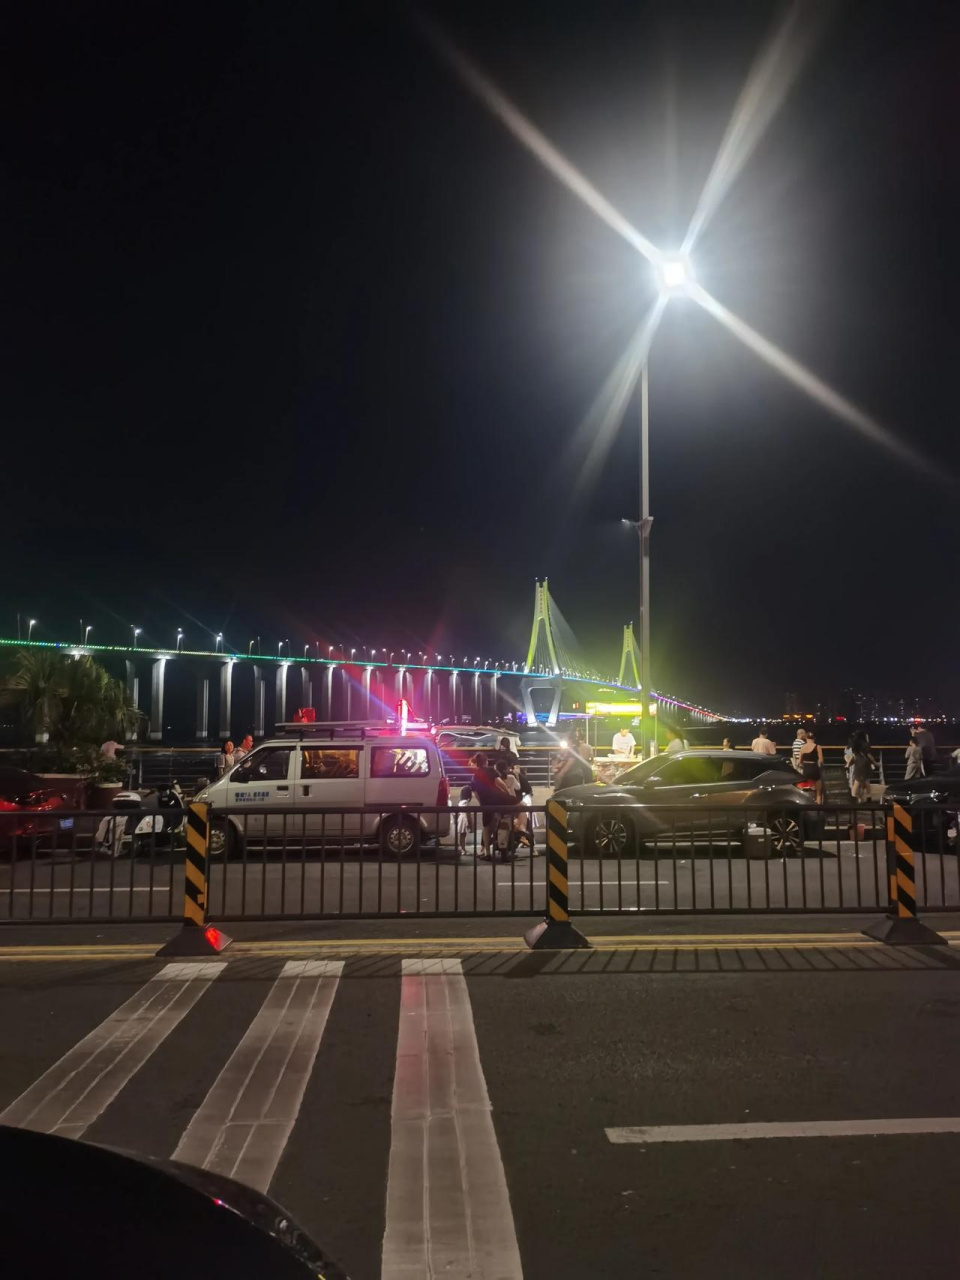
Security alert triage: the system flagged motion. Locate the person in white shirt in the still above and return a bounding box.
[664,727,688,754]
[611,727,637,757]
[750,728,777,756]
[791,729,807,769]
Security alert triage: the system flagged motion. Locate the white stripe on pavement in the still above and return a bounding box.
[172,959,343,1192]
[606,1117,960,1144]
[381,958,522,1280]
[0,961,225,1138]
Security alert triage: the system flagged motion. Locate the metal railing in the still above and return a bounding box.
[2,800,958,923]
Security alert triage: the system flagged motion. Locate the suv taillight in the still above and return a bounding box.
[436,777,450,807]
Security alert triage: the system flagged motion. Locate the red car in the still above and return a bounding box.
[0,766,70,851]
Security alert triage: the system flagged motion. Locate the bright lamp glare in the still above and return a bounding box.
[657,256,691,294]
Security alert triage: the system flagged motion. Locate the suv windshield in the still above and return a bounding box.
[616,756,670,786]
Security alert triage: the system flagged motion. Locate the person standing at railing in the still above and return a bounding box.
[904,734,924,780]
[216,740,236,777]
[798,730,825,803]
[791,727,808,769]
[664,726,688,755]
[914,724,936,773]
[751,727,777,756]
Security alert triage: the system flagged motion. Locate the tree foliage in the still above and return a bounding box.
[1,650,142,747]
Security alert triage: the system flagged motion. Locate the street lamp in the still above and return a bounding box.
[27,619,36,641]
[350,647,356,662]
[304,644,310,658]
[131,626,141,647]
[216,633,223,653]
[248,640,255,655]
[278,638,288,657]
[627,253,695,758]
[84,625,93,644]
[328,645,334,659]
[176,628,184,652]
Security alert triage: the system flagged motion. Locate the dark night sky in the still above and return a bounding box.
[3,0,958,715]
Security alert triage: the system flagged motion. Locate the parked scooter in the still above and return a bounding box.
[95,782,185,859]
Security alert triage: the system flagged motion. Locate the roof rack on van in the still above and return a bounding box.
[274,720,405,741]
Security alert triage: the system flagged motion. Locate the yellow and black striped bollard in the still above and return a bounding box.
[524,799,591,950]
[863,802,945,946]
[157,803,231,956]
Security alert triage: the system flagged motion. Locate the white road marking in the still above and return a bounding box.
[0,962,224,1138]
[172,959,342,1192]
[606,1117,960,1144]
[382,958,522,1280]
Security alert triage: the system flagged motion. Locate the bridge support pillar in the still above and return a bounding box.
[252,665,265,737]
[125,660,140,741]
[195,670,210,741]
[275,664,288,724]
[218,661,234,740]
[300,665,313,712]
[149,658,166,742]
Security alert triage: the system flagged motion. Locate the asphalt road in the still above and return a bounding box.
[2,840,958,921]
[1,928,959,1278]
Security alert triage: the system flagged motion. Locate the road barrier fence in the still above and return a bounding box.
[1,798,957,926]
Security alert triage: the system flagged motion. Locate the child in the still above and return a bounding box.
[456,783,475,856]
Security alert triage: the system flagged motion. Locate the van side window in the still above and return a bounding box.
[300,749,360,780]
[233,747,292,783]
[371,747,430,778]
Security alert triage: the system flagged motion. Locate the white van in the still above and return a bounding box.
[195,727,451,857]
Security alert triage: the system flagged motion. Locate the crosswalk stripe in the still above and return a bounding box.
[0,961,225,1138]
[381,958,523,1280]
[172,958,343,1192]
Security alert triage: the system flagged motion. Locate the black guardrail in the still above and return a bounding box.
[1,800,957,924]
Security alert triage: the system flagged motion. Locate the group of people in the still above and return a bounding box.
[215,734,254,777]
[459,739,535,859]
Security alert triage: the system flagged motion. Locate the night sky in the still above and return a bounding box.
[4,1,958,715]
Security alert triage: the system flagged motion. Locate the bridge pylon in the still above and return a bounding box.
[524,579,560,675]
[617,623,641,689]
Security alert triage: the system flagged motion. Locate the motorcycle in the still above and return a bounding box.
[95,782,186,859]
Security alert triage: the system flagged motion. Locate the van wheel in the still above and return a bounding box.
[209,821,241,860]
[381,816,420,858]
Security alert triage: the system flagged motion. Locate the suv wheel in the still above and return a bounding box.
[769,812,803,856]
[587,813,636,858]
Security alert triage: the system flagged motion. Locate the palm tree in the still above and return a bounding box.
[1,650,141,746]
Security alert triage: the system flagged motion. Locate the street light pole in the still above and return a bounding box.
[639,360,653,758]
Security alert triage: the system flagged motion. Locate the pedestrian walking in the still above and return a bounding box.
[791,728,808,770]
[904,734,924,781]
[751,727,777,756]
[798,729,825,803]
[216,740,236,777]
[847,732,877,804]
